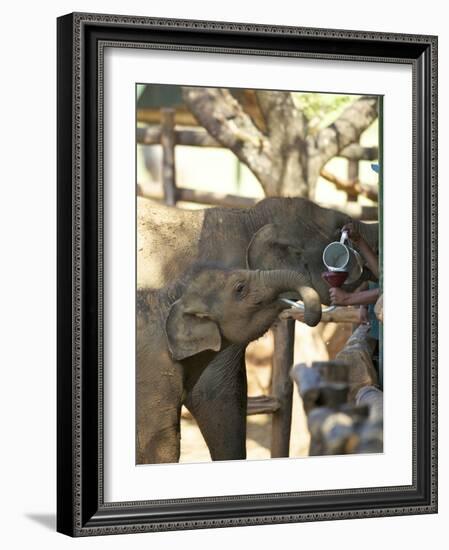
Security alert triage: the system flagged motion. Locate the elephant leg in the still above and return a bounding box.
[184,345,247,461]
[136,358,184,464]
[137,405,181,464]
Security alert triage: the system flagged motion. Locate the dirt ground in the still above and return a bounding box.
[179,321,352,463]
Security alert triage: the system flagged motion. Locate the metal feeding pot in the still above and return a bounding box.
[280,229,363,315]
[322,230,351,271]
[322,230,363,284]
[323,230,348,270]
[321,270,349,288]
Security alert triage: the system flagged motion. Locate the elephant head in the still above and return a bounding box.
[165,265,321,360]
[246,221,378,306]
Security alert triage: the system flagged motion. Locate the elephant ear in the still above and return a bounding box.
[247,224,276,269]
[246,223,302,270]
[165,299,222,361]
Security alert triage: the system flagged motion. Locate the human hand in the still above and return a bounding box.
[342,221,363,244]
[374,294,383,322]
[358,306,370,325]
[329,287,352,306]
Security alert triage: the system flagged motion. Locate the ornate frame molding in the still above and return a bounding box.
[57,12,437,536]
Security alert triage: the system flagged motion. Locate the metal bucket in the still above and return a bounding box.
[280,230,364,314]
[323,230,350,271]
[322,230,363,283]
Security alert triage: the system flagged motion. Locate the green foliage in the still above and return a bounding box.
[292,93,359,131]
[136,84,146,100]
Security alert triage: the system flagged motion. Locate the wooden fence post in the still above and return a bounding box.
[347,159,359,202]
[160,108,177,206]
[270,319,295,457]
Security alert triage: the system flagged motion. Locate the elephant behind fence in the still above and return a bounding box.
[136,263,321,464]
[137,196,379,461]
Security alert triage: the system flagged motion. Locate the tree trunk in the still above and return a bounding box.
[182,87,378,199]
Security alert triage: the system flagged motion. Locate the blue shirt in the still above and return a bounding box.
[368,282,380,340]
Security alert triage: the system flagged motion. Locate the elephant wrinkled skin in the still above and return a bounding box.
[138,196,378,300]
[137,196,379,462]
[137,265,320,464]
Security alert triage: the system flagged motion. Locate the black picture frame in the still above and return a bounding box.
[57,12,438,536]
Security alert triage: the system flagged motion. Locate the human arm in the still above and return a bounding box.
[357,239,379,279]
[329,286,380,306]
[342,222,379,279]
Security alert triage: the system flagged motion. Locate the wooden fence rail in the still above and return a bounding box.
[137,185,378,220]
[137,125,379,162]
[137,184,259,209]
[280,305,363,324]
[290,324,383,455]
[160,109,177,206]
[137,112,379,218]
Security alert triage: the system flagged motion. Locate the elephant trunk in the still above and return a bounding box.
[259,269,322,327]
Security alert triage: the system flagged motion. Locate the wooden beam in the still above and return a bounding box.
[137,126,220,147]
[247,395,280,415]
[335,324,378,401]
[355,385,383,422]
[307,406,370,456]
[136,124,379,162]
[290,327,383,455]
[179,188,258,208]
[136,125,161,145]
[270,319,295,458]
[280,306,362,324]
[347,159,359,202]
[138,186,259,209]
[137,186,378,220]
[353,385,383,452]
[137,107,198,126]
[290,362,349,413]
[160,109,177,206]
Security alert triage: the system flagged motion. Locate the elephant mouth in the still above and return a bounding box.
[278,290,300,303]
[248,291,300,312]
[252,292,296,308]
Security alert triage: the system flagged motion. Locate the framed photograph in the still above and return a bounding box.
[57,12,437,536]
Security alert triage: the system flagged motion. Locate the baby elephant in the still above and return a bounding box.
[136,263,320,464]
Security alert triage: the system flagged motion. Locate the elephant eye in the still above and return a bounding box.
[234,282,246,297]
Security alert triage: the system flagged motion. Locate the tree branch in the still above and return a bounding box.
[182,87,276,192]
[256,90,307,141]
[255,90,310,196]
[339,144,378,161]
[320,168,378,202]
[314,96,379,166]
[136,125,378,162]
